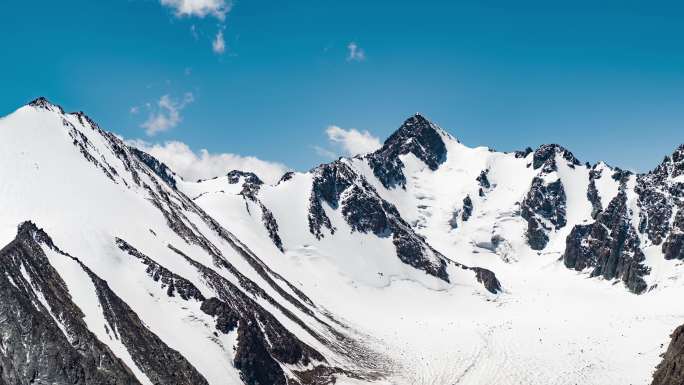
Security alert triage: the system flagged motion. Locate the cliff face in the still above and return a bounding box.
[652,324,684,385]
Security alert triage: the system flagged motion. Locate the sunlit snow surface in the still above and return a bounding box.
[1,103,683,385]
[186,128,684,385]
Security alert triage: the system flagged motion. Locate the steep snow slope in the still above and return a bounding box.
[0,99,387,385]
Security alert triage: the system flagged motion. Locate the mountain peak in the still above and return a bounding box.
[27,96,64,114]
[366,114,447,188]
[395,113,437,136]
[532,143,581,171]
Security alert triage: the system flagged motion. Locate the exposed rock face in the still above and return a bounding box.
[307,160,450,281]
[563,191,650,293]
[652,324,684,385]
[130,147,178,189]
[200,297,239,334]
[662,208,684,260]
[521,177,567,250]
[116,238,206,301]
[532,144,580,172]
[587,166,604,219]
[0,222,140,385]
[636,146,684,246]
[518,144,581,250]
[515,147,533,159]
[278,171,295,184]
[176,249,334,385]
[471,267,502,294]
[477,169,491,196]
[119,239,345,385]
[227,170,264,200]
[461,195,473,222]
[28,96,64,113]
[307,161,356,238]
[82,263,210,385]
[366,114,447,189]
[226,170,284,251]
[305,160,502,293]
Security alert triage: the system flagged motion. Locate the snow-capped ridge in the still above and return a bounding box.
[27,96,65,114]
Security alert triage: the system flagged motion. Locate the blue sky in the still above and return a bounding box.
[1,0,683,179]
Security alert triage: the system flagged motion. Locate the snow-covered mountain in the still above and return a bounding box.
[1,98,683,385]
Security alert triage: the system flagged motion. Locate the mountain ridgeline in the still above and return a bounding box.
[0,97,682,385]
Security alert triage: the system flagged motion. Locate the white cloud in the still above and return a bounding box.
[129,106,140,114]
[325,125,381,156]
[160,0,231,20]
[141,93,194,136]
[129,140,289,184]
[212,29,225,54]
[346,41,366,62]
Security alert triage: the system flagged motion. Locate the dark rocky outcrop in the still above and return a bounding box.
[200,297,239,334]
[227,170,264,200]
[28,96,65,114]
[662,208,684,260]
[116,238,206,301]
[366,114,447,189]
[562,191,650,293]
[521,177,567,250]
[83,263,209,385]
[532,144,580,172]
[652,324,684,385]
[178,251,331,385]
[477,169,491,196]
[225,170,284,251]
[636,145,684,245]
[306,160,503,293]
[307,161,357,238]
[612,167,633,183]
[471,267,502,294]
[260,205,285,251]
[448,195,474,230]
[116,237,346,385]
[515,147,533,159]
[307,161,449,281]
[461,195,473,222]
[278,171,295,184]
[0,222,140,385]
[234,316,288,385]
[587,166,604,219]
[130,147,178,189]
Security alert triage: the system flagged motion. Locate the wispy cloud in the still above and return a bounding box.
[140,93,194,136]
[326,125,381,155]
[128,140,289,184]
[212,29,225,54]
[160,1,232,54]
[160,0,231,20]
[346,41,366,62]
[314,125,381,159]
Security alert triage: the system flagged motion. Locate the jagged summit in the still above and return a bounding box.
[387,113,445,143]
[226,170,264,186]
[532,143,582,171]
[366,114,448,188]
[27,96,64,113]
